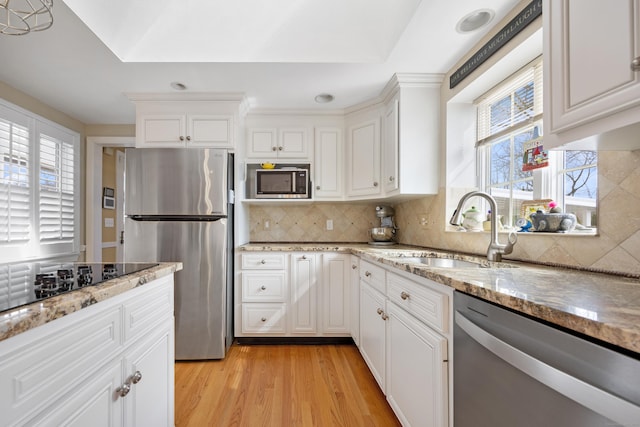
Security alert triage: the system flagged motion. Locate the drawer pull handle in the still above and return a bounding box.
[632,57,640,71]
[130,371,142,385]
[260,285,267,291]
[260,259,266,264]
[377,308,383,315]
[352,264,357,269]
[400,291,410,300]
[261,317,267,322]
[117,383,131,398]
[365,271,372,277]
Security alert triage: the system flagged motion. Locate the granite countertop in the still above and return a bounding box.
[0,262,182,343]
[240,243,640,355]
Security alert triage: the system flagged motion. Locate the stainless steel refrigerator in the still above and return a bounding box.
[124,148,233,360]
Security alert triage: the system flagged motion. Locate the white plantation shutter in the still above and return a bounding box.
[0,263,32,311]
[0,99,79,262]
[0,107,31,244]
[39,131,75,242]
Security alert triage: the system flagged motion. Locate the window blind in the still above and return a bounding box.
[0,114,31,244]
[476,57,543,145]
[0,263,31,311]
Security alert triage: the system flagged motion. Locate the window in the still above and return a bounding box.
[0,100,79,262]
[476,58,597,230]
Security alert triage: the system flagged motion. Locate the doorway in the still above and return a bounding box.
[86,137,134,262]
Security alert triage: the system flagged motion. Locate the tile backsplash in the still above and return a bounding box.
[248,151,640,276]
[249,203,380,242]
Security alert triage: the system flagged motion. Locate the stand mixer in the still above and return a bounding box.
[369,205,398,245]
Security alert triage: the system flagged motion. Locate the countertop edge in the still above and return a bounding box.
[0,262,182,343]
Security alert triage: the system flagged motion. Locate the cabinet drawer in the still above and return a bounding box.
[123,274,174,344]
[359,260,386,294]
[387,273,448,334]
[242,273,287,302]
[0,307,122,426]
[241,253,286,270]
[242,303,286,333]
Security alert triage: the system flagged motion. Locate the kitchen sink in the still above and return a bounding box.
[395,257,482,269]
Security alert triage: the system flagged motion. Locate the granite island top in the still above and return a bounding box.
[240,243,640,355]
[0,262,182,343]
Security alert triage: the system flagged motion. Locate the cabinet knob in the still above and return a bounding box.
[186,136,191,141]
[278,146,283,151]
[376,308,383,315]
[351,264,357,269]
[261,317,267,322]
[365,271,371,277]
[116,383,131,398]
[389,176,394,182]
[272,146,277,151]
[301,255,307,260]
[130,371,142,384]
[260,285,267,291]
[260,259,266,264]
[316,185,320,190]
[373,182,379,187]
[381,313,389,321]
[632,57,640,71]
[179,136,185,141]
[400,291,410,300]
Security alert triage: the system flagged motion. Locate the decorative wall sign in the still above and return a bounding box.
[522,138,548,171]
[449,0,542,89]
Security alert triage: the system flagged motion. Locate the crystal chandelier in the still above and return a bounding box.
[0,0,53,36]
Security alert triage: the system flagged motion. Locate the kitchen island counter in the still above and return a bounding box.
[0,262,182,342]
[240,243,640,355]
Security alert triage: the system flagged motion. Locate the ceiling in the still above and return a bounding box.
[0,0,520,125]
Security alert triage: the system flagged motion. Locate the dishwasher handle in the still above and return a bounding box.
[455,311,640,426]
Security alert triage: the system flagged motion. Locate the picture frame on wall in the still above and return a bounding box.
[103,187,115,209]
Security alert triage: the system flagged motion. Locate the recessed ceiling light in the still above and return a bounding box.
[314,93,334,103]
[170,82,187,91]
[456,9,495,33]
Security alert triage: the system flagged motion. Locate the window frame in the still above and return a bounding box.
[0,99,80,263]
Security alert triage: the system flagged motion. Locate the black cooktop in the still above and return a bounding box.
[0,262,158,313]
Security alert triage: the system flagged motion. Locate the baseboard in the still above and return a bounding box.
[234,336,355,346]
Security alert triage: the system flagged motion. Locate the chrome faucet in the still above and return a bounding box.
[449,191,517,262]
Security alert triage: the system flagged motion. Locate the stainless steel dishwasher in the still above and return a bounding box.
[454,291,640,427]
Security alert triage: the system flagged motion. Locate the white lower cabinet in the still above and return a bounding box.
[386,302,448,427]
[357,258,451,427]
[349,255,360,346]
[0,274,175,427]
[237,251,350,337]
[359,282,387,390]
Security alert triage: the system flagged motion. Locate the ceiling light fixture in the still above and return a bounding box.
[456,9,494,34]
[314,93,334,104]
[170,82,187,91]
[0,0,53,36]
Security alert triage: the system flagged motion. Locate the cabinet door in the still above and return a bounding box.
[30,361,123,427]
[386,303,448,427]
[138,114,186,147]
[278,128,310,159]
[187,114,234,148]
[347,119,381,197]
[123,324,174,427]
[314,127,344,199]
[290,253,318,333]
[350,256,360,346]
[321,253,350,334]
[359,282,387,391]
[246,128,277,158]
[545,0,640,138]
[383,100,399,193]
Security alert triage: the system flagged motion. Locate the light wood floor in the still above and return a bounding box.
[175,343,401,427]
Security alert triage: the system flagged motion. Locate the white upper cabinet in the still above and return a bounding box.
[314,127,344,200]
[544,0,640,149]
[127,94,245,149]
[347,117,381,198]
[380,74,442,196]
[246,126,311,159]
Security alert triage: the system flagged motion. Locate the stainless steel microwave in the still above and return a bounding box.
[255,168,309,199]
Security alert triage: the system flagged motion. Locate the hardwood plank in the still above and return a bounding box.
[175,343,401,427]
